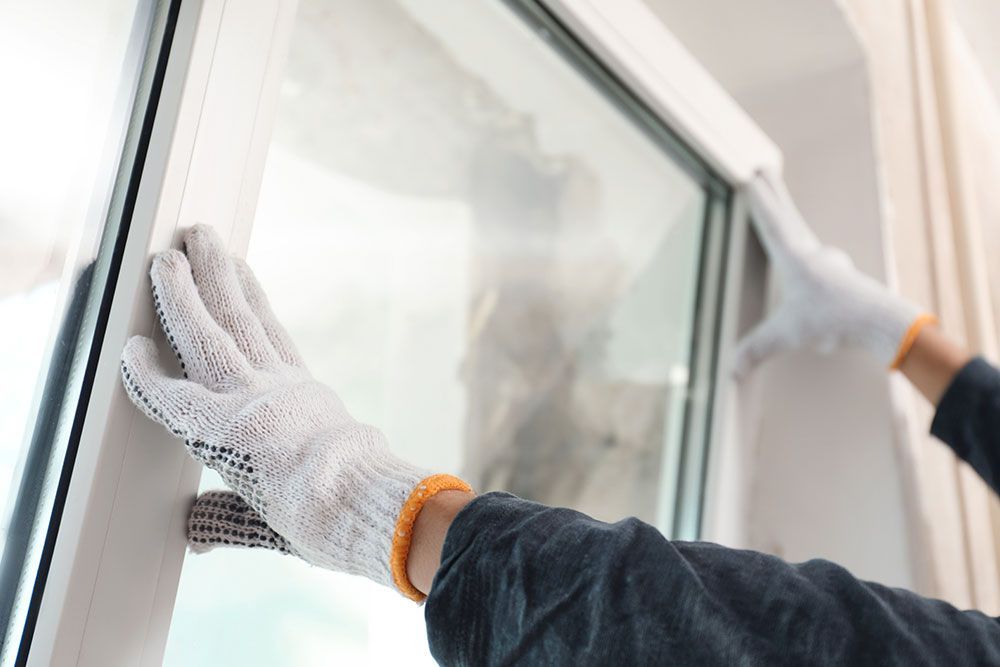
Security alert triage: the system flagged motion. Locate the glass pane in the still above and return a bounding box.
[166,0,729,664]
[0,0,172,658]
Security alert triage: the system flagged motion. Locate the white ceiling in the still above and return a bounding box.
[641,0,864,96]
[645,0,1000,107]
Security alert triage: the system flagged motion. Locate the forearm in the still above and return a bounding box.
[895,324,1000,493]
[407,490,475,595]
[898,324,971,406]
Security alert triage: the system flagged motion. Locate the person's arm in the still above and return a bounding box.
[896,322,1000,494]
[898,324,971,406]
[407,489,476,594]
[130,219,1000,667]
[912,331,1000,493]
[732,171,930,377]
[425,492,1000,665]
[735,171,1000,498]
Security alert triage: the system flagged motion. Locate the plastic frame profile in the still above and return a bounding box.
[26,0,298,665]
[538,0,780,184]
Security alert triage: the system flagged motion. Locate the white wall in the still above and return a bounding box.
[951,0,1000,105]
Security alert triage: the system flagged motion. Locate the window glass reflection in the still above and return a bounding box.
[166,0,720,663]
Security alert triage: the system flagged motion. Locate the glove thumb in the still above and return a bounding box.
[188,490,291,555]
[731,309,798,380]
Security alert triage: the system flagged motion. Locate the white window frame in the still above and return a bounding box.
[21,0,779,664]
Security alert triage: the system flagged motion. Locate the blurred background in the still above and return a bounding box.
[2,0,1000,665]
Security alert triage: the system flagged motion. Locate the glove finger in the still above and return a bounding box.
[187,490,291,555]
[745,170,822,263]
[233,256,306,368]
[150,249,254,387]
[731,311,797,380]
[183,225,284,369]
[120,335,216,437]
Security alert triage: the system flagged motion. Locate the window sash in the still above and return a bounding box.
[0,0,180,662]
[21,0,777,664]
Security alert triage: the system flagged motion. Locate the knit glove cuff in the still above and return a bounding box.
[187,469,473,602]
[388,473,473,601]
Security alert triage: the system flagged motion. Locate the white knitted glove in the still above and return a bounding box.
[121,225,470,600]
[188,490,291,555]
[732,171,932,377]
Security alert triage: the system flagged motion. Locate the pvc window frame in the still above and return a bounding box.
[18,0,778,664]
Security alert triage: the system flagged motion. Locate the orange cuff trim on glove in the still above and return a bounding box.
[889,313,939,370]
[390,473,473,602]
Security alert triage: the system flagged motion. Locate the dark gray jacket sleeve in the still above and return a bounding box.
[931,357,1000,494]
[425,493,1000,665]
[423,359,1000,665]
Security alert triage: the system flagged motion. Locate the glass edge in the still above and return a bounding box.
[671,190,733,541]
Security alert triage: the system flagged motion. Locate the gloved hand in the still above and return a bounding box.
[732,171,935,377]
[121,225,470,601]
[187,490,290,554]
